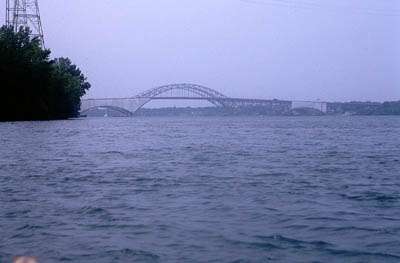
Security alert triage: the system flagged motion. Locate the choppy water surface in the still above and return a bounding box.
[1,116,400,263]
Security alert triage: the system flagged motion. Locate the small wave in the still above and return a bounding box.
[105,248,160,260]
[367,241,400,248]
[305,216,347,221]
[227,238,283,250]
[76,206,109,215]
[335,226,382,232]
[16,224,43,231]
[96,151,125,155]
[340,192,399,202]
[37,158,65,162]
[10,233,34,239]
[284,224,309,230]
[324,248,400,259]
[255,235,333,247]
[254,172,289,177]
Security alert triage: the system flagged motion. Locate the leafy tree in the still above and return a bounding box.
[49,57,91,119]
[0,26,52,120]
[0,26,90,121]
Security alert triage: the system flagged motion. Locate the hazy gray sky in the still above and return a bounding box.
[2,0,399,103]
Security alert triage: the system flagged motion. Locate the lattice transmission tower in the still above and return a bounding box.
[6,0,45,48]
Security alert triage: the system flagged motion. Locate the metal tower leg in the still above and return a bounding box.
[6,0,45,48]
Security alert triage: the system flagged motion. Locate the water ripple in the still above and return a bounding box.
[1,116,400,263]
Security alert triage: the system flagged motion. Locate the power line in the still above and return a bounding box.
[239,0,400,17]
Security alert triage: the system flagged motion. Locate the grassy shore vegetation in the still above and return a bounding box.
[0,26,90,121]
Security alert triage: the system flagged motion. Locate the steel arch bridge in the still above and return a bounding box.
[135,83,229,107]
[80,83,328,116]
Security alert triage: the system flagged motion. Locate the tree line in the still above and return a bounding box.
[0,26,90,121]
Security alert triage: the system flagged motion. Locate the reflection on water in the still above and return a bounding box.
[1,116,400,263]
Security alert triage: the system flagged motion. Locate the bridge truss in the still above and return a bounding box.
[135,83,229,107]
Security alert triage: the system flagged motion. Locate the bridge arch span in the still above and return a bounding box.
[291,101,328,113]
[136,83,228,99]
[81,106,134,117]
[134,83,229,108]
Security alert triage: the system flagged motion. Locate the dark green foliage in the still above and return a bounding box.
[0,26,90,121]
[49,57,91,119]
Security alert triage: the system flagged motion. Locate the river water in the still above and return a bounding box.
[1,116,400,263]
